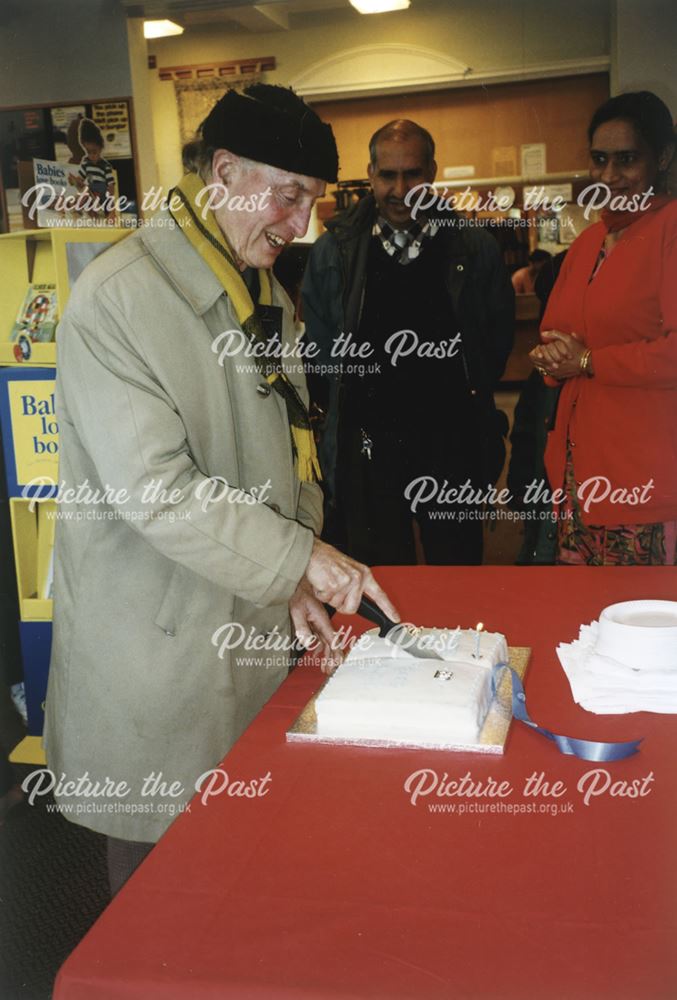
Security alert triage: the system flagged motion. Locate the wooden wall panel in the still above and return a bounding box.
[313,73,609,182]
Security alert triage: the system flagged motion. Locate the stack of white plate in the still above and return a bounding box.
[557,600,677,714]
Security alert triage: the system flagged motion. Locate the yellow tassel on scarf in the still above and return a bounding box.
[169,172,321,483]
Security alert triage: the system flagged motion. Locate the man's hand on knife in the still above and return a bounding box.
[288,539,401,675]
[306,539,400,619]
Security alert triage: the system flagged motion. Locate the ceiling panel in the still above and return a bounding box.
[120,0,349,25]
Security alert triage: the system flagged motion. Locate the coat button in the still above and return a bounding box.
[456,264,464,271]
[164,629,176,638]
[257,383,271,397]
[570,441,576,447]
[270,503,281,514]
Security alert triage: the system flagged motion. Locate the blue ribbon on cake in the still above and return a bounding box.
[492,663,642,761]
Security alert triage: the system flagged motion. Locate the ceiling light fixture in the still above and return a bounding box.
[349,0,410,13]
[143,19,184,39]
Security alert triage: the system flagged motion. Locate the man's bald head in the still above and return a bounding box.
[367,119,437,228]
[368,120,436,170]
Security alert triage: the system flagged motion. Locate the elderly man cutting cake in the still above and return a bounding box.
[44,84,399,893]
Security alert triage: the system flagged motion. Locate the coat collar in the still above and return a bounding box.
[325,191,465,251]
[139,210,225,316]
[325,192,376,240]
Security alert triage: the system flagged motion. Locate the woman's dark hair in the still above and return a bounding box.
[588,91,674,160]
[79,118,105,150]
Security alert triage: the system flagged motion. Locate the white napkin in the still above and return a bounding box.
[557,621,677,715]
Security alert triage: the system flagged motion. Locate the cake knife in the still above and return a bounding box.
[355,595,444,661]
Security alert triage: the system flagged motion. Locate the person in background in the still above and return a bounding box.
[530,91,677,565]
[507,251,567,564]
[302,119,514,565]
[511,248,551,295]
[46,85,399,895]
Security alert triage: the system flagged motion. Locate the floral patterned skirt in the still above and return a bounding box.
[557,446,677,566]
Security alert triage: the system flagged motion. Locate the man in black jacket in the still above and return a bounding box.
[302,119,514,565]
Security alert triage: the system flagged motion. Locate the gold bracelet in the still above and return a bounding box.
[579,349,593,377]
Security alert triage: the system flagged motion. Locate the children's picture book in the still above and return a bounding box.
[29,158,83,227]
[26,155,118,227]
[10,284,58,343]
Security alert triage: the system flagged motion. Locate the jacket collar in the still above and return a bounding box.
[139,210,225,316]
[324,191,464,249]
[325,192,377,240]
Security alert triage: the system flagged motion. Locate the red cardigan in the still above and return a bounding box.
[542,199,677,526]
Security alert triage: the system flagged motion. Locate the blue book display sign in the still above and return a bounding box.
[0,367,57,736]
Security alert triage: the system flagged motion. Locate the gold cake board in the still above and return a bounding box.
[286,647,531,755]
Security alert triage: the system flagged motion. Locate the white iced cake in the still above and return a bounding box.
[315,627,508,746]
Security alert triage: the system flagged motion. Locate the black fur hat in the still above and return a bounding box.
[200,83,338,183]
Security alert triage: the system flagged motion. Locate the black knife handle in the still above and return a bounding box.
[325,595,398,638]
[357,595,399,638]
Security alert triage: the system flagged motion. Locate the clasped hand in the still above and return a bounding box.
[529,330,586,380]
[289,539,400,675]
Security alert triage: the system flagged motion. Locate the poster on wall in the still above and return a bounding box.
[520,142,547,179]
[91,101,131,158]
[1,102,137,233]
[50,105,86,164]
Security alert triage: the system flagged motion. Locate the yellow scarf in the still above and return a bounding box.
[169,171,321,483]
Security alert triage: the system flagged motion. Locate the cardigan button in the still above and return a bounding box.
[257,383,271,397]
[269,503,281,514]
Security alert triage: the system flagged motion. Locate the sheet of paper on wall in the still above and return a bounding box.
[92,102,131,158]
[523,183,573,211]
[491,146,518,177]
[536,213,560,246]
[442,165,476,179]
[521,143,547,180]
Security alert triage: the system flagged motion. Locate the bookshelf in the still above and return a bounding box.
[0,226,129,366]
[0,226,130,763]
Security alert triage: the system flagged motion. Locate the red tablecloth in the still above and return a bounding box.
[54,567,677,999]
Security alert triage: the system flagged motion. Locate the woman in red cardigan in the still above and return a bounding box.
[530,91,677,565]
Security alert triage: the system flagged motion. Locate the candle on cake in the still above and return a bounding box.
[474,622,484,659]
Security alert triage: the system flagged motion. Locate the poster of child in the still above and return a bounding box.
[67,118,115,218]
